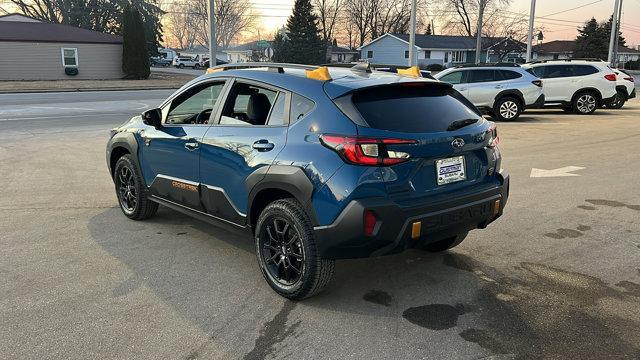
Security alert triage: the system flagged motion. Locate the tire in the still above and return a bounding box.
[255,198,335,300]
[417,232,468,252]
[178,64,185,69]
[493,96,522,121]
[194,63,201,69]
[113,154,158,220]
[572,91,598,114]
[605,90,626,109]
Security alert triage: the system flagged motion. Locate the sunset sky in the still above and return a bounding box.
[252,0,640,47]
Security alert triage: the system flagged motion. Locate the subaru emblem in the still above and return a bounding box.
[451,138,465,149]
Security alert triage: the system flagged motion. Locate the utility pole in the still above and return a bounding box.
[607,0,621,65]
[612,0,623,66]
[208,0,216,67]
[408,0,417,66]
[526,0,537,62]
[475,0,485,63]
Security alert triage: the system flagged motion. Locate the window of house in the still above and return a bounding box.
[424,50,431,59]
[367,50,373,58]
[61,48,78,67]
[404,50,409,59]
[451,51,465,63]
[165,82,225,125]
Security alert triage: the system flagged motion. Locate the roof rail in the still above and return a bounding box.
[454,62,521,68]
[524,58,604,64]
[208,62,319,73]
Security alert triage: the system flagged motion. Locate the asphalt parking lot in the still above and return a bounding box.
[1,91,639,359]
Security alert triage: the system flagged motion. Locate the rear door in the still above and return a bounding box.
[438,70,469,98]
[535,65,575,102]
[199,79,289,225]
[348,83,497,203]
[465,69,502,107]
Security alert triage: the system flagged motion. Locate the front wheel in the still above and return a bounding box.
[255,199,335,300]
[572,91,598,114]
[114,155,158,220]
[605,90,626,109]
[178,63,185,69]
[417,232,468,252]
[493,96,522,121]
[194,63,201,69]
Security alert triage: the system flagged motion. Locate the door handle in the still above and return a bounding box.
[185,141,199,150]
[495,85,503,89]
[252,139,275,152]
[458,87,467,91]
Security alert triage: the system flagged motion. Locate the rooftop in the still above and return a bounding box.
[0,20,122,44]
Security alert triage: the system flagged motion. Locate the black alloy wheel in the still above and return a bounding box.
[606,90,626,109]
[259,217,305,286]
[113,155,158,220]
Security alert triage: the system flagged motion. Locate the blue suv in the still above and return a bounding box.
[106,63,509,299]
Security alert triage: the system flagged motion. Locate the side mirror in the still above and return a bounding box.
[142,108,162,128]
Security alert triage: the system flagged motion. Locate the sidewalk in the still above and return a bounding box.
[0,72,196,94]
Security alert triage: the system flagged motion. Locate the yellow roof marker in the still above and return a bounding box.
[305,66,332,81]
[206,67,223,74]
[397,66,422,78]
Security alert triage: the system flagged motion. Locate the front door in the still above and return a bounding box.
[140,80,227,210]
[199,79,289,225]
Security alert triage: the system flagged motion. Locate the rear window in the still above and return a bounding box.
[351,84,480,133]
[573,65,598,76]
[499,70,523,80]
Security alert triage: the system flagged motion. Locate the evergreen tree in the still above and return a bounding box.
[276,0,326,64]
[425,23,432,35]
[122,5,150,79]
[574,17,626,60]
[272,32,291,63]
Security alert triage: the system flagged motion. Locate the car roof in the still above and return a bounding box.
[188,66,444,100]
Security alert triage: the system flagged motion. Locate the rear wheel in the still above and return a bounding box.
[178,63,185,69]
[493,96,522,121]
[194,63,201,69]
[255,199,335,300]
[605,89,626,109]
[114,155,158,220]
[572,91,598,114]
[417,232,468,252]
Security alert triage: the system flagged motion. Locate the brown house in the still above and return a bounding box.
[0,13,124,80]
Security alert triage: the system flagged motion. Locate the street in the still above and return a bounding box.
[1,91,639,359]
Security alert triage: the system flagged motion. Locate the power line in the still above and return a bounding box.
[539,0,603,18]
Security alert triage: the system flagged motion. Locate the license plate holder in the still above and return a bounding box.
[436,156,466,185]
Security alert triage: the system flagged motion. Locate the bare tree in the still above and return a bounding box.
[165,3,198,49]
[190,0,256,49]
[314,0,342,43]
[343,0,376,46]
[435,0,511,37]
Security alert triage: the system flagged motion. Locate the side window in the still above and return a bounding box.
[266,92,286,125]
[573,65,598,76]
[500,70,522,80]
[289,93,315,123]
[468,70,496,83]
[545,65,573,78]
[527,66,545,78]
[165,82,225,125]
[439,71,464,84]
[219,82,279,126]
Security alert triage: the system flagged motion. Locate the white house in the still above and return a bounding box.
[357,33,524,67]
[532,40,640,63]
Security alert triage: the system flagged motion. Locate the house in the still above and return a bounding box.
[328,45,359,63]
[224,40,273,63]
[357,33,525,67]
[532,40,640,63]
[0,13,124,80]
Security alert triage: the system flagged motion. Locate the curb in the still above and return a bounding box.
[0,87,180,94]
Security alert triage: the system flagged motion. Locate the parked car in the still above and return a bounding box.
[202,58,228,67]
[521,59,617,114]
[150,56,171,67]
[106,63,509,299]
[605,69,636,109]
[435,64,544,121]
[172,56,201,69]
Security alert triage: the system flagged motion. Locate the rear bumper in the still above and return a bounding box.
[525,94,545,109]
[313,171,510,259]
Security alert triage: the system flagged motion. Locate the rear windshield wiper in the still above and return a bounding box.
[447,118,478,131]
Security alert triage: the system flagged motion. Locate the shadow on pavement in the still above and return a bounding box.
[89,206,640,359]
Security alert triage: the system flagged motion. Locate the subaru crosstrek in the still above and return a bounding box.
[106,63,509,299]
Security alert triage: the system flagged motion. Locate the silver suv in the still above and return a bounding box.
[435,64,544,121]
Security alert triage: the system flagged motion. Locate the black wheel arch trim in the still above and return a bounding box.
[615,85,629,98]
[246,165,318,229]
[571,87,603,104]
[107,131,141,178]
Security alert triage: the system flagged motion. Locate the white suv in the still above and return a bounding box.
[522,60,617,114]
[172,56,201,69]
[435,65,544,121]
[606,69,636,109]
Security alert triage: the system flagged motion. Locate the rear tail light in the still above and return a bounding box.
[486,125,499,148]
[604,73,617,81]
[531,80,543,87]
[320,135,417,166]
[363,210,377,236]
